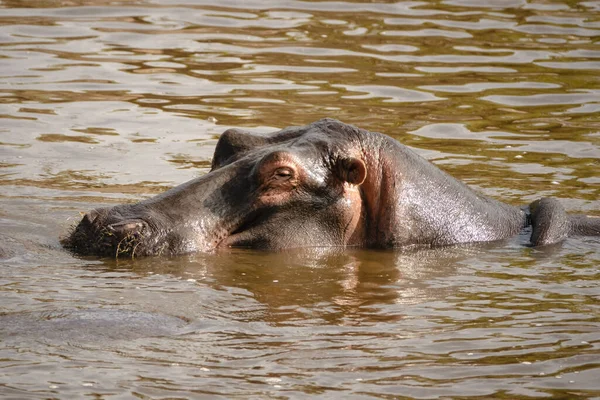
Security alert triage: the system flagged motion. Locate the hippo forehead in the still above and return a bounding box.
[210,118,368,173]
[268,118,364,149]
[257,120,366,169]
[267,120,366,175]
[255,135,331,185]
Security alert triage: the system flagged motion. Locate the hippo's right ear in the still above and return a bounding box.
[336,157,367,186]
[211,128,269,170]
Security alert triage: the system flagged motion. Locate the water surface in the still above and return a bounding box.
[1,0,599,398]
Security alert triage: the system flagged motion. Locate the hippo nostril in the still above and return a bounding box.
[107,220,146,237]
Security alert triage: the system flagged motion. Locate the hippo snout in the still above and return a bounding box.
[64,207,154,258]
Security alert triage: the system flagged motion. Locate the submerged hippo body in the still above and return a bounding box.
[64,119,600,257]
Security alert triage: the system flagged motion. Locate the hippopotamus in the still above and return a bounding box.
[63,118,600,257]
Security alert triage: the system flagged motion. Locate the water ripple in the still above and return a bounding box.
[1,0,599,398]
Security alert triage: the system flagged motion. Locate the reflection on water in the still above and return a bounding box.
[1,0,599,398]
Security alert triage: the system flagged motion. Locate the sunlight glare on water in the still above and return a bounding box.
[0,0,599,398]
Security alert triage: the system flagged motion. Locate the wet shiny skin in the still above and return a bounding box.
[1,0,600,398]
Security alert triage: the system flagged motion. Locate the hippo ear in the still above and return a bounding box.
[211,128,269,170]
[336,157,367,185]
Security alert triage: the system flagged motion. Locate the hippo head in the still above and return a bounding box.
[64,119,375,257]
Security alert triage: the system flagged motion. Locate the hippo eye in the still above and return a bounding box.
[274,167,293,179]
[257,151,298,189]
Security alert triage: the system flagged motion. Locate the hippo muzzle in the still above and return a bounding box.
[66,205,164,257]
[64,160,253,257]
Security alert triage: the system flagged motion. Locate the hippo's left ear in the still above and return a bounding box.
[336,157,367,185]
[212,128,269,170]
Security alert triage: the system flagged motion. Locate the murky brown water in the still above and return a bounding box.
[1,0,599,398]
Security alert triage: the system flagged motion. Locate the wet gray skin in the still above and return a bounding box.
[63,119,600,257]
